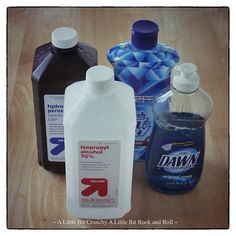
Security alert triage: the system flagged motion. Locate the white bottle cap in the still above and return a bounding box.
[51,27,78,49]
[172,62,200,93]
[86,65,114,91]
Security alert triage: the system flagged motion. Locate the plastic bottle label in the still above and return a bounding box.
[153,142,203,187]
[135,96,154,161]
[78,141,120,208]
[157,146,200,174]
[44,95,65,162]
[147,112,205,193]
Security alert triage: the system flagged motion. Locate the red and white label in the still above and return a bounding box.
[81,178,108,197]
[79,141,120,208]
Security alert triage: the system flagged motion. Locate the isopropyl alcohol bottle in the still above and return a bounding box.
[63,65,136,219]
[146,63,213,194]
[107,20,179,161]
[31,27,97,172]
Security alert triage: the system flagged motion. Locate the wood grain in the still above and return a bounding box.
[7,7,229,228]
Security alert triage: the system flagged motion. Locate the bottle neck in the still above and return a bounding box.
[50,44,78,55]
[172,85,199,95]
[85,81,114,95]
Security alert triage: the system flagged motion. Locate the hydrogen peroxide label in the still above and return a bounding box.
[44,95,65,162]
[78,141,120,208]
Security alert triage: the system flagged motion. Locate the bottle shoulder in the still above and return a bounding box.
[77,42,97,67]
[155,87,212,103]
[32,41,97,69]
[107,41,179,66]
[32,42,97,84]
[33,42,52,71]
[153,87,213,120]
[63,82,136,128]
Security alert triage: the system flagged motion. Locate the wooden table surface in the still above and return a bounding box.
[7,7,229,229]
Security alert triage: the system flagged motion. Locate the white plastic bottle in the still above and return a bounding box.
[63,65,136,219]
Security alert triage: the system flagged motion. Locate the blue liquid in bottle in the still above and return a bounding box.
[146,112,205,194]
[146,63,213,194]
[107,20,179,161]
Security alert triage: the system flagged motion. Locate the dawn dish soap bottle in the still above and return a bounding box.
[146,63,213,194]
[107,20,179,161]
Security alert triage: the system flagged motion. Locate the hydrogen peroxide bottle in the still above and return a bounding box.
[107,20,179,161]
[146,63,213,194]
[31,27,97,172]
[63,65,136,219]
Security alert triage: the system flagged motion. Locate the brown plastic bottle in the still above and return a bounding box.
[31,27,97,173]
